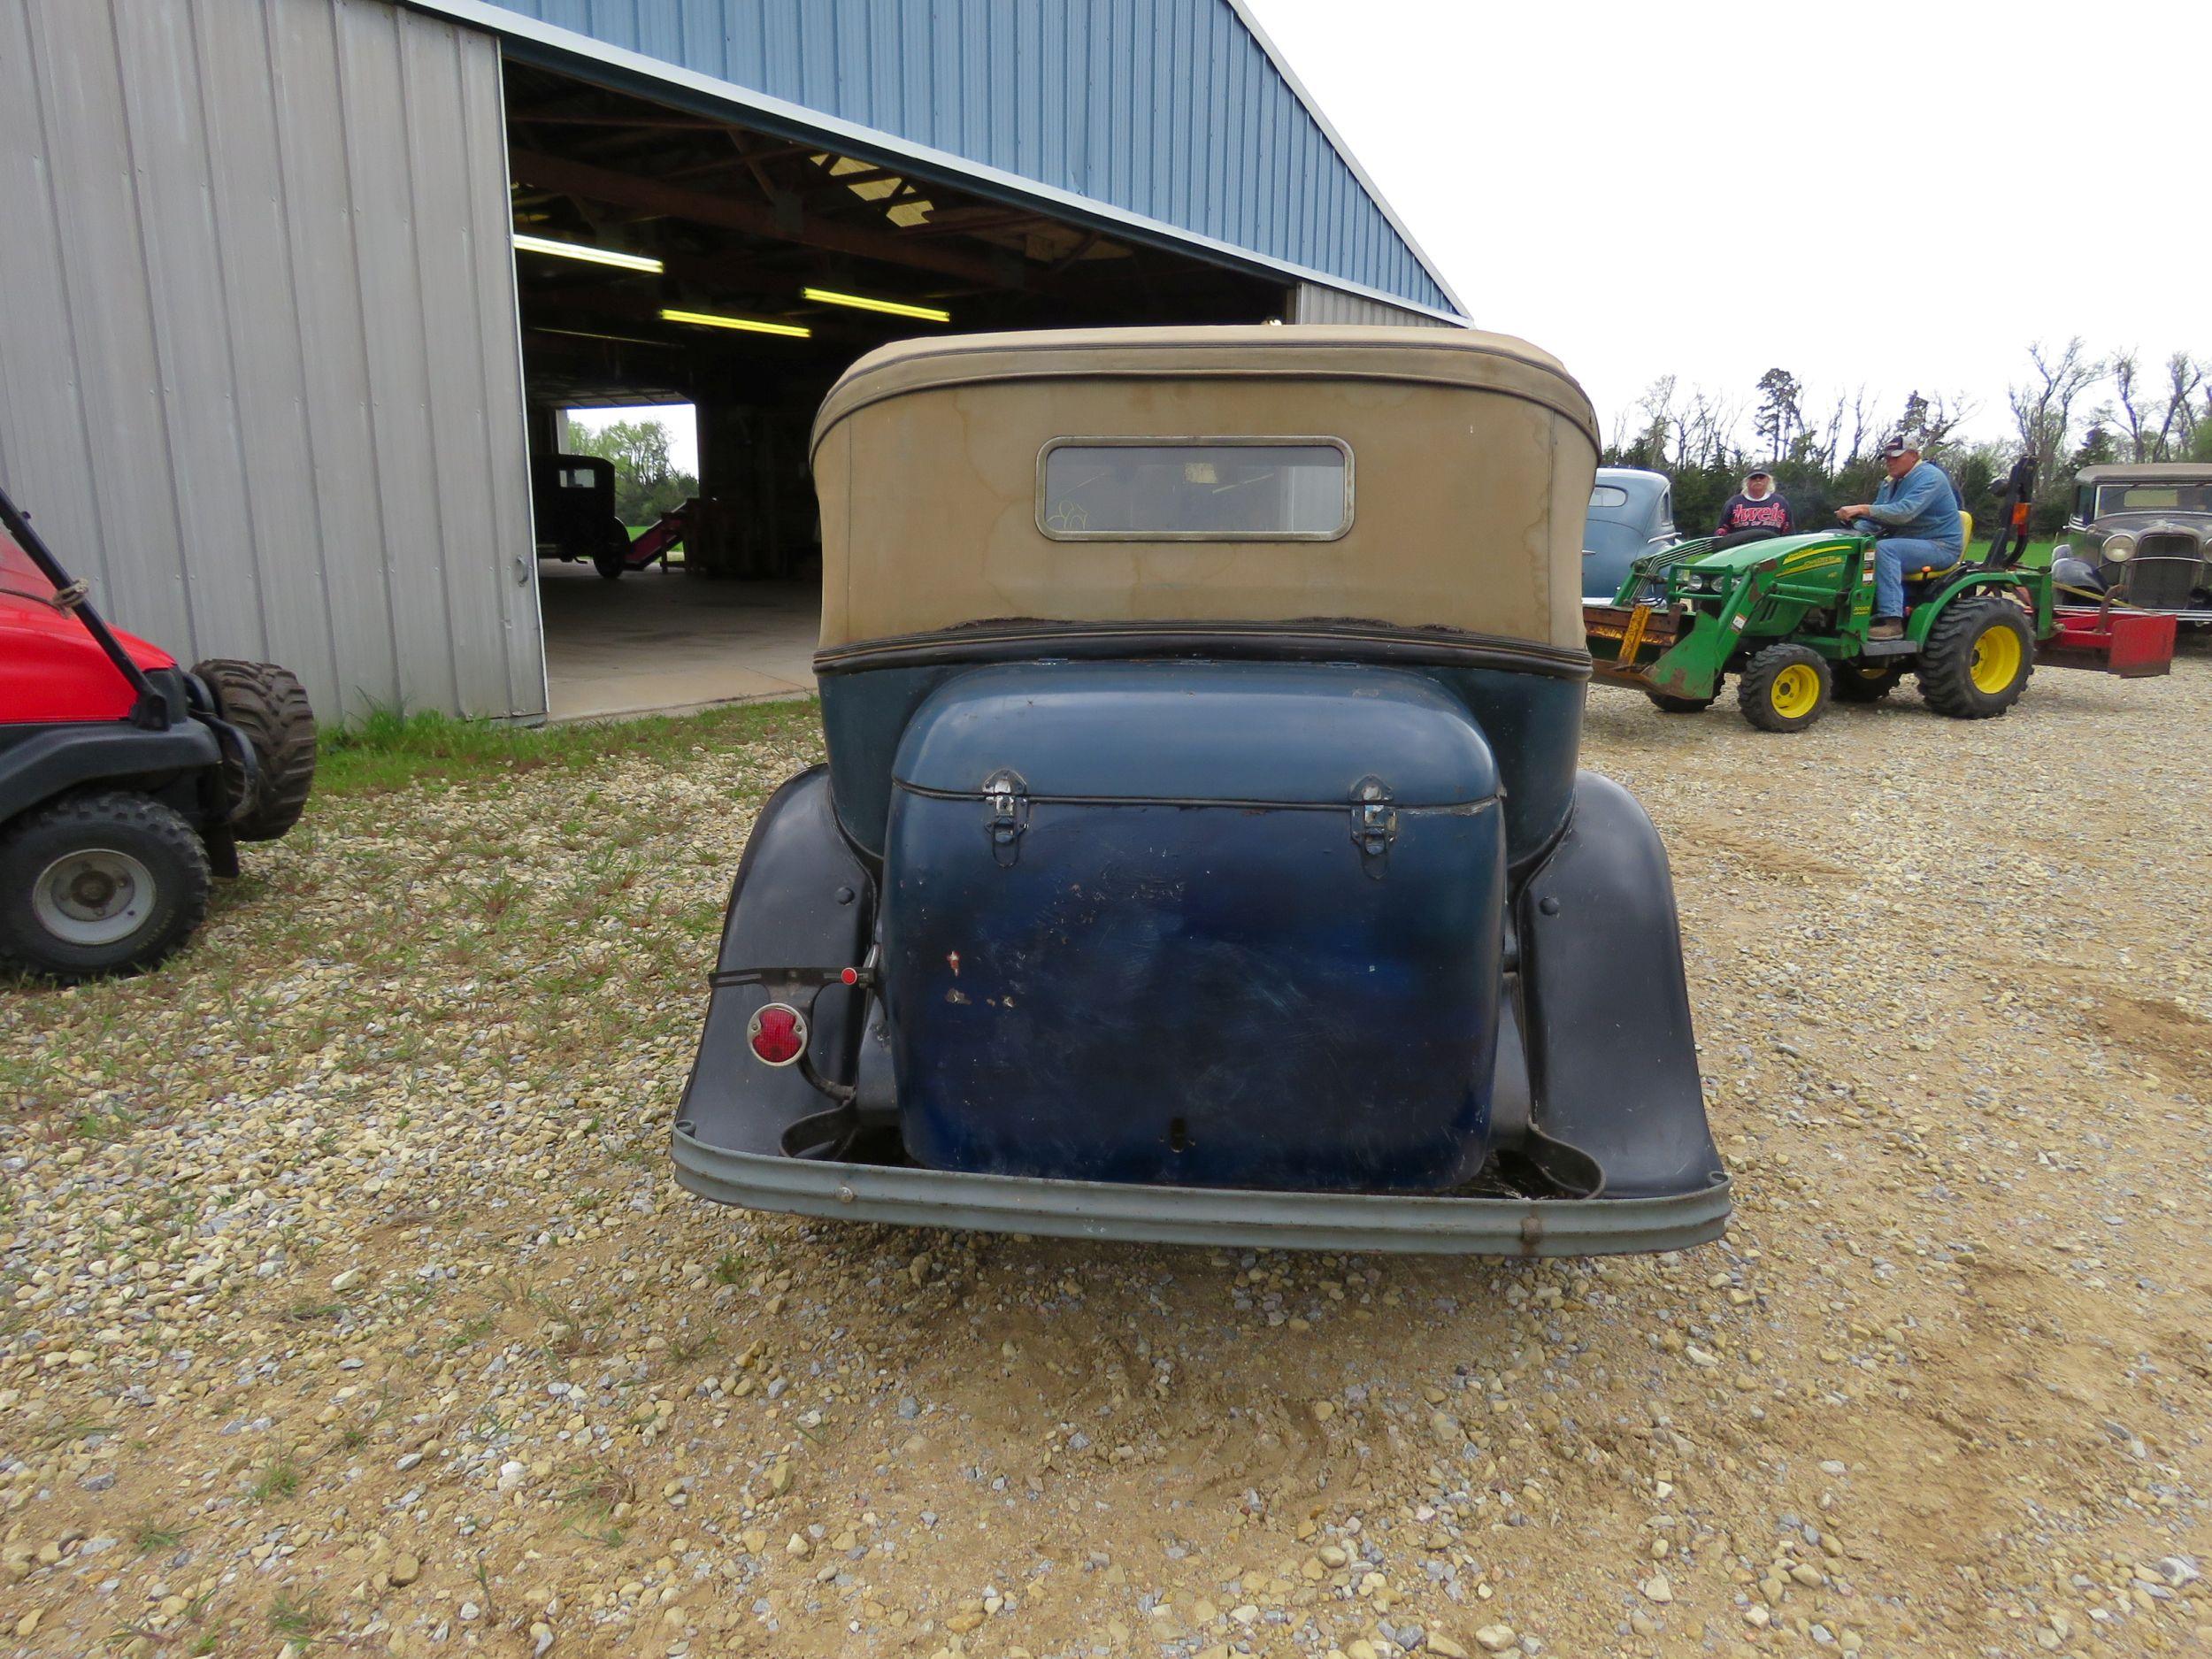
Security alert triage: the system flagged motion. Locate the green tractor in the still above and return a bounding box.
[1585,461,2172,732]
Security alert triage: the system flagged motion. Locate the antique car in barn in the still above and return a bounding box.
[530,452,636,580]
[1582,466,1678,601]
[672,326,1728,1256]
[2053,463,2212,620]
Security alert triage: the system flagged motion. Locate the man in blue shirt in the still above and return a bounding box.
[1837,434,1962,638]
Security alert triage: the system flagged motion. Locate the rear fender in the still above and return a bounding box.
[0,720,221,827]
[1907,570,2031,645]
[677,767,876,1157]
[1517,772,1724,1201]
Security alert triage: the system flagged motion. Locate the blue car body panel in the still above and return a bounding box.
[878,662,1505,1192]
[818,647,1585,874]
[1582,468,1676,600]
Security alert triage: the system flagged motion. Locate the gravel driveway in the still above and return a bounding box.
[4,661,2208,1659]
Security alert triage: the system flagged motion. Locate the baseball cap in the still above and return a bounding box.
[1878,433,1923,457]
[1745,465,1773,480]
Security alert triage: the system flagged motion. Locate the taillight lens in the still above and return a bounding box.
[747,1002,807,1067]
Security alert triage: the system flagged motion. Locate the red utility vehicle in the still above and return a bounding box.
[0,487,314,979]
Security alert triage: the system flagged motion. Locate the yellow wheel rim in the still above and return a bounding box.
[1770,663,1821,719]
[1969,624,2024,693]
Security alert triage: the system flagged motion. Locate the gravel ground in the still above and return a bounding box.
[3,657,2208,1659]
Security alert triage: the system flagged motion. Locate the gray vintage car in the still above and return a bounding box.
[2054,463,2212,619]
[1581,468,1677,601]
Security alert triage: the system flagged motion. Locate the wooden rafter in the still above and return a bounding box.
[509,149,1017,288]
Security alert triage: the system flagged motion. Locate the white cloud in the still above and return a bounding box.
[1249,0,2211,446]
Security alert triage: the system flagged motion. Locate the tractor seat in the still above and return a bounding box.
[1904,558,1962,585]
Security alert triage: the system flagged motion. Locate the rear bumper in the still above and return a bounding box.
[671,1125,1731,1256]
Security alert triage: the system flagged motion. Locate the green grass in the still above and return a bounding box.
[319,699,813,798]
[249,1452,300,1502]
[268,1588,329,1641]
[1970,535,2056,569]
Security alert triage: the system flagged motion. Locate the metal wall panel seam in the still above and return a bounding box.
[250,0,349,713]
[408,14,497,711]
[273,0,408,719]
[330,0,417,713]
[180,0,278,663]
[465,32,548,718]
[99,0,205,656]
[0,0,108,596]
[439,19,536,715]
[208,0,346,687]
[389,6,470,712]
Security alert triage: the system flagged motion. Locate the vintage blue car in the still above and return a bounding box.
[1582,467,1678,601]
[673,326,1727,1256]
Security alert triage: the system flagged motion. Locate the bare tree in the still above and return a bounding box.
[2008,337,2102,480]
[1917,392,1978,450]
[2157,352,2204,457]
[2101,349,2207,461]
[1812,391,1848,470]
[2107,351,2154,461]
[1843,386,1876,466]
[1676,387,1741,471]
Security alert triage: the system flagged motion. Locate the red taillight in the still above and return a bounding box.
[748,1002,807,1066]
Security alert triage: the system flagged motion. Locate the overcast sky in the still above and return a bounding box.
[1247,0,2211,449]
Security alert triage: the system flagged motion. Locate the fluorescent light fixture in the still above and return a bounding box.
[802,286,951,323]
[511,233,663,273]
[658,308,811,339]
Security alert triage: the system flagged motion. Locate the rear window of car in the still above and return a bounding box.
[1588,485,1630,509]
[1039,439,1351,540]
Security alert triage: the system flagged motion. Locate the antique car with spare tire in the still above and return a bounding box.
[673,325,1730,1256]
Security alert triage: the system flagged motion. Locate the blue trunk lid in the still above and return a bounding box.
[882,662,1506,1192]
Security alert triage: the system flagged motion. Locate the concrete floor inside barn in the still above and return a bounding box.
[538,560,818,720]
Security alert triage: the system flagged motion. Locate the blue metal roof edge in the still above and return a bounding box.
[1219,0,1469,322]
[399,0,1471,326]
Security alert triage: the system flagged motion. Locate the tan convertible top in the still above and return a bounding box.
[811,325,1600,654]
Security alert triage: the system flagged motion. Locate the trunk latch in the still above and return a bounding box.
[1350,775,1396,876]
[982,768,1030,866]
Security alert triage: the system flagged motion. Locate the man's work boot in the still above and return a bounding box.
[1869,618,1904,641]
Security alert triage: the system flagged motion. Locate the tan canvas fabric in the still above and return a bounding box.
[812,326,1599,653]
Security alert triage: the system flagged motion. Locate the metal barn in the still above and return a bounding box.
[0,0,1464,722]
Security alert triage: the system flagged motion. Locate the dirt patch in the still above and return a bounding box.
[4,664,2211,1657]
[1667,815,1858,882]
[2091,992,2212,1082]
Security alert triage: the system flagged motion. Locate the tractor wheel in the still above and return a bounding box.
[1833,661,1906,703]
[1918,597,2034,719]
[194,660,318,841]
[1644,687,1717,713]
[1738,643,1832,733]
[0,792,211,981]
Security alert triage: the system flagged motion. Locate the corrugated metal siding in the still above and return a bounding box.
[0,0,542,723]
[1288,282,1451,327]
[425,0,1461,318]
